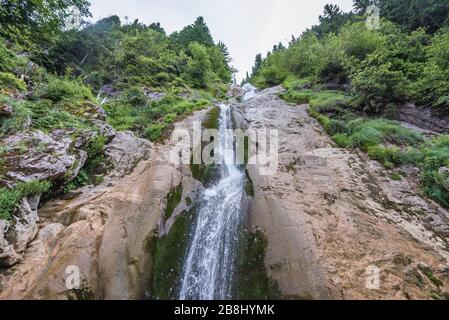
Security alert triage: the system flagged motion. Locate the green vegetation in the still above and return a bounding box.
[0,3,234,220]
[244,171,255,197]
[246,1,449,209]
[234,230,280,300]
[104,91,211,142]
[150,208,196,300]
[0,180,52,220]
[164,184,183,220]
[248,1,449,114]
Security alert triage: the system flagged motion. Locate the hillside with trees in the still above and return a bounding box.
[0,1,234,221]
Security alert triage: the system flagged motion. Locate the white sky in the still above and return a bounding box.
[88,0,354,82]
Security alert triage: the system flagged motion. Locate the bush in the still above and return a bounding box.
[164,113,177,124]
[0,72,26,91]
[260,65,287,86]
[145,123,167,141]
[280,89,313,104]
[121,87,148,107]
[36,75,93,103]
[350,64,407,113]
[31,100,91,132]
[85,135,106,158]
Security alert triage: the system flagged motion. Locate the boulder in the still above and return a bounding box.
[104,131,152,178]
[100,84,120,98]
[6,195,40,253]
[0,103,13,118]
[226,85,245,99]
[91,120,116,143]
[0,220,21,267]
[3,130,87,183]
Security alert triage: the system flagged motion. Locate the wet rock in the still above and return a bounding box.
[226,85,245,99]
[0,108,210,299]
[0,103,13,118]
[100,84,120,98]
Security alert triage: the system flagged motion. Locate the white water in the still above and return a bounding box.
[179,103,245,300]
[242,83,257,101]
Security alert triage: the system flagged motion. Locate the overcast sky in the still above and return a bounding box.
[89,0,354,82]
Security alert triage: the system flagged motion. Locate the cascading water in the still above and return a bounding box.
[179,103,245,300]
[242,83,257,101]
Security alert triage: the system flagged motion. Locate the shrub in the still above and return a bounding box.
[350,64,407,113]
[280,89,313,104]
[85,135,106,158]
[164,113,177,124]
[145,123,167,142]
[121,87,148,107]
[260,65,287,86]
[36,75,93,103]
[0,72,26,91]
[31,100,90,132]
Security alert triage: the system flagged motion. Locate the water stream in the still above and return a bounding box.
[179,103,245,300]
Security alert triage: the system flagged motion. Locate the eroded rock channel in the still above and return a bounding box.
[1,86,449,300]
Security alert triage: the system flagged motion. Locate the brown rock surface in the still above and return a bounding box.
[0,108,209,300]
[233,86,449,300]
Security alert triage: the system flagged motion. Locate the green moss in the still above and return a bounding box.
[164,184,183,220]
[150,208,196,300]
[234,230,280,300]
[279,89,313,104]
[203,105,220,129]
[244,171,254,197]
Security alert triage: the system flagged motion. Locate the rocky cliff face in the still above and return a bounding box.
[232,86,449,300]
[0,107,208,299]
[0,104,111,268]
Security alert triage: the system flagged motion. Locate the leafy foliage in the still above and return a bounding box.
[0,0,91,49]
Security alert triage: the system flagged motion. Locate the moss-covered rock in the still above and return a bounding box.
[233,230,280,300]
[149,207,197,300]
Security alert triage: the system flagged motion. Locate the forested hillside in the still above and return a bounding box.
[246,0,449,208]
[0,1,234,221]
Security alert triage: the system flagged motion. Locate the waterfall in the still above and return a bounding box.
[179,103,245,300]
